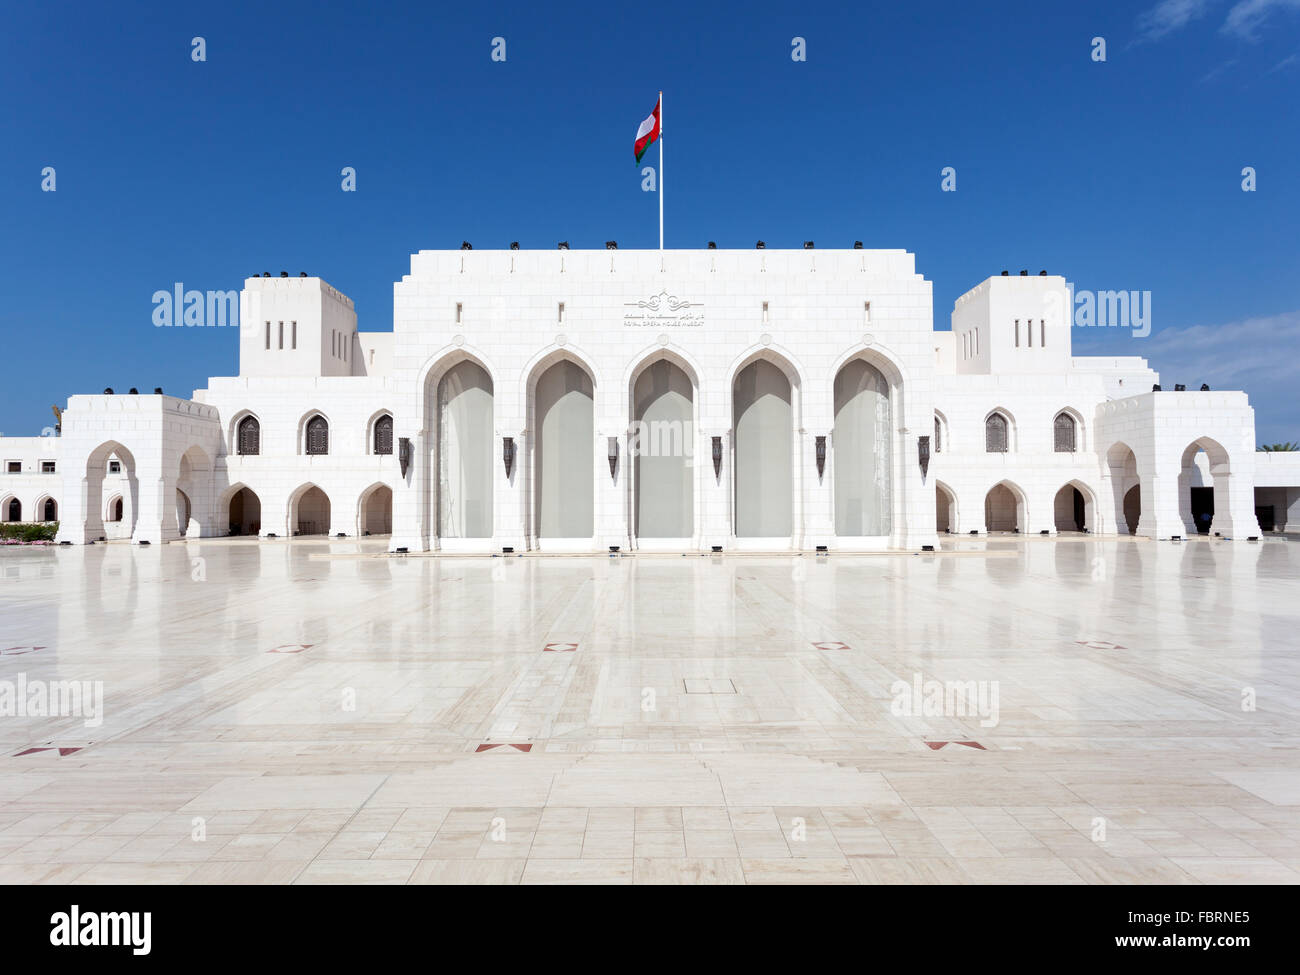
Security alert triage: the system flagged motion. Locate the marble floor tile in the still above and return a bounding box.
[2,538,1296,885]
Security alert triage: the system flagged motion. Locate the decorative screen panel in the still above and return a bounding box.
[985,413,1008,453]
[1054,413,1076,452]
[237,416,260,456]
[306,416,329,455]
[374,415,394,455]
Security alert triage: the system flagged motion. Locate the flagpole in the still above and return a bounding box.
[658,90,664,251]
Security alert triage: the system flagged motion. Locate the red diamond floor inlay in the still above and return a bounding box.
[475,743,533,752]
[13,746,84,758]
[812,641,851,651]
[1075,640,1126,651]
[925,740,986,751]
[543,643,578,652]
[267,644,315,654]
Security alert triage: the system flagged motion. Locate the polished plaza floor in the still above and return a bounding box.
[0,534,1297,885]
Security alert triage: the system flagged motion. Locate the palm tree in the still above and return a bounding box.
[1258,442,1300,451]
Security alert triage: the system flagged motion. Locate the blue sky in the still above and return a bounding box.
[2,0,1297,441]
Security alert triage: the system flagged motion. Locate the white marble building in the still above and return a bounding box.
[3,247,1297,550]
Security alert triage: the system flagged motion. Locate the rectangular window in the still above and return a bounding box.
[975,329,979,355]
[762,301,769,323]
[109,460,121,473]
[1028,321,1033,347]
[864,301,871,324]
[332,331,337,357]
[278,322,284,349]
[557,302,564,323]
[42,461,55,473]
[5,461,19,474]
[1015,319,1020,347]
[291,321,297,349]
[1041,320,1046,347]
[456,302,463,324]
[265,322,270,350]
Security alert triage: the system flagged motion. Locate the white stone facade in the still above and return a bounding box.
[0,249,1293,550]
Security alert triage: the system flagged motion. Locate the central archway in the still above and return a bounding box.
[533,357,594,540]
[631,357,694,540]
[833,358,892,536]
[733,358,793,538]
[359,483,393,535]
[291,485,331,536]
[1053,483,1092,533]
[226,486,261,536]
[984,481,1025,532]
[437,360,494,539]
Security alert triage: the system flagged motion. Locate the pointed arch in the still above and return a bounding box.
[230,410,261,456]
[357,481,394,536]
[528,352,596,542]
[935,480,958,533]
[984,479,1027,532]
[628,351,698,543]
[288,482,331,536]
[1053,479,1096,533]
[984,409,1014,453]
[218,482,262,536]
[298,411,331,455]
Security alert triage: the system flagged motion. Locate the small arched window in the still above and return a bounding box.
[5,498,19,522]
[305,415,329,455]
[237,415,260,456]
[43,498,57,522]
[373,415,394,455]
[1054,412,1077,453]
[108,497,123,522]
[934,416,942,454]
[985,412,1009,453]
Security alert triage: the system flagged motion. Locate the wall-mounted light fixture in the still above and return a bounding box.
[607,437,619,480]
[918,435,931,479]
[815,436,827,480]
[502,437,516,479]
[712,436,723,482]
[398,437,411,478]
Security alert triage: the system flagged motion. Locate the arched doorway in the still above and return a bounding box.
[1106,442,1142,537]
[733,358,792,538]
[1178,438,1231,536]
[42,497,57,522]
[437,360,494,539]
[176,489,191,537]
[359,484,393,535]
[83,443,138,542]
[3,497,19,522]
[632,357,694,541]
[533,358,594,540]
[984,482,1024,532]
[227,487,261,536]
[936,482,956,533]
[1053,484,1087,532]
[833,358,892,536]
[292,486,331,536]
[1123,486,1141,535]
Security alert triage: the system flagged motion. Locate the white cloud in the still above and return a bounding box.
[1137,0,1218,40]
[1078,310,1300,440]
[1222,0,1300,40]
